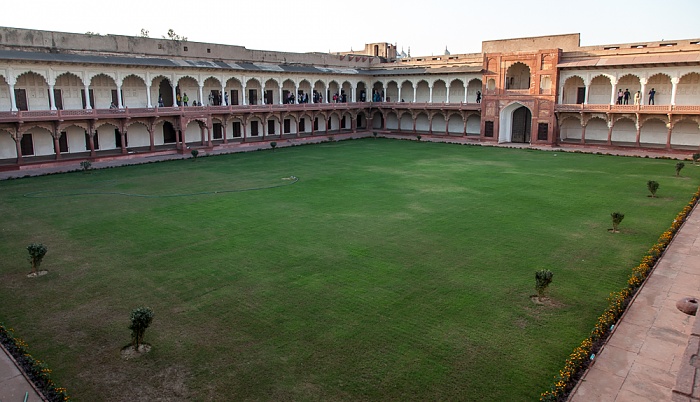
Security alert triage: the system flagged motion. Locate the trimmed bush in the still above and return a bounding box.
[610,212,625,233]
[129,307,154,349]
[647,180,659,198]
[27,243,48,275]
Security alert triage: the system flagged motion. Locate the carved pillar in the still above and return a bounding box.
[48,85,57,111]
[635,119,641,147]
[116,85,124,108]
[584,84,590,104]
[120,129,127,154]
[639,78,647,106]
[146,83,153,108]
[53,129,61,160]
[666,122,673,149]
[84,84,92,109]
[607,119,613,145]
[580,121,587,145]
[13,129,23,165]
[428,85,433,103]
[8,81,18,111]
[610,79,618,106]
[671,77,680,106]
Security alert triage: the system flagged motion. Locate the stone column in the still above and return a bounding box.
[666,123,673,149]
[610,78,618,105]
[148,126,155,151]
[464,85,468,103]
[53,131,61,160]
[584,84,590,104]
[146,83,153,108]
[48,85,57,110]
[635,121,641,147]
[279,86,283,104]
[351,87,356,103]
[413,86,417,103]
[671,77,680,105]
[580,122,587,145]
[428,85,433,103]
[14,133,23,165]
[446,85,450,103]
[242,83,247,105]
[221,85,226,106]
[397,86,402,103]
[172,80,178,107]
[639,78,647,106]
[84,84,92,109]
[116,85,124,108]
[607,120,613,145]
[8,82,18,111]
[120,130,127,154]
[198,85,204,107]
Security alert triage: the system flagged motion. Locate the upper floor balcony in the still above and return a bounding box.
[555,104,700,114]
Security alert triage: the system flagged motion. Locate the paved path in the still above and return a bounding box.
[0,343,44,402]
[571,206,700,401]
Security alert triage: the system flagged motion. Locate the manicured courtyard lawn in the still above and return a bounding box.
[1,139,698,401]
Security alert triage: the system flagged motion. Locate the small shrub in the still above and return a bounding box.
[373,132,377,138]
[647,180,659,198]
[79,160,92,172]
[27,243,48,275]
[610,212,625,233]
[270,141,277,151]
[535,269,554,300]
[416,135,422,141]
[676,161,685,176]
[693,153,700,165]
[191,149,199,160]
[129,307,154,349]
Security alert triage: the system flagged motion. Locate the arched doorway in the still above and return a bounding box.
[498,102,532,143]
[512,107,531,143]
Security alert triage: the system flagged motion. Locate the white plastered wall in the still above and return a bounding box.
[0,131,16,158]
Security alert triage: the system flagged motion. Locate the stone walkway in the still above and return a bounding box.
[0,135,697,400]
[0,343,44,402]
[571,206,700,401]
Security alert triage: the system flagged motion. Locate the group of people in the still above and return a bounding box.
[616,88,656,105]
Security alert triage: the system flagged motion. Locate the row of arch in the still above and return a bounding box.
[559,114,700,148]
[0,109,371,160]
[560,71,700,105]
[0,68,483,111]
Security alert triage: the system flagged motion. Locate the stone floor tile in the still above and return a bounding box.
[615,387,665,402]
[571,368,625,402]
[624,303,661,327]
[607,322,649,354]
[591,344,638,377]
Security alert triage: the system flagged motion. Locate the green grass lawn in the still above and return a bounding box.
[1,139,698,401]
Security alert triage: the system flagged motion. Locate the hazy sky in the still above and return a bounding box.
[1,0,698,56]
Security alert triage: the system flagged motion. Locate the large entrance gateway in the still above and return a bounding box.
[498,102,533,143]
[511,106,531,143]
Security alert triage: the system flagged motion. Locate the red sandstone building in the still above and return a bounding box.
[0,29,699,170]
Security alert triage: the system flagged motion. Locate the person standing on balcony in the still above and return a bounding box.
[634,91,640,105]
[623,89,630,105]
[476,91,481,103]
[158,94,164,107]
[208,92,214,106]
[617,89,623,104]
[183,93,189,106]
[224,92,229,106]
[648,88,656,105]
[176,93,181,106]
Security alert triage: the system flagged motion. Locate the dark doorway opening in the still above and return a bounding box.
[264,90,273,105]
[268,120,276,135]
[14,89,28,111]
[248,89,257,105]
[51,88,63,110]
[163,122,177,143]
[213,123,222,140]
[511,106,532,143]
[159,80,174,106]
[576,87,586,104]
[250,121,259,136]
[230,90,239,105]
[58,131,68,153]
[299,118,305,133]
[20,134,33,155]
[313,118,319,131]
[283,119,291,134]
[232,121,241,137]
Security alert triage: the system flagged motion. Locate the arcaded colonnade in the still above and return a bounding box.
[1,29,700,168]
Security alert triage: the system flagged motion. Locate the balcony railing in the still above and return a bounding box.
[555,104,700,113]
[0,101,482,124]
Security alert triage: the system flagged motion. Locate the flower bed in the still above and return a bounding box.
[540,186,700,401]
[0,323,69,401]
